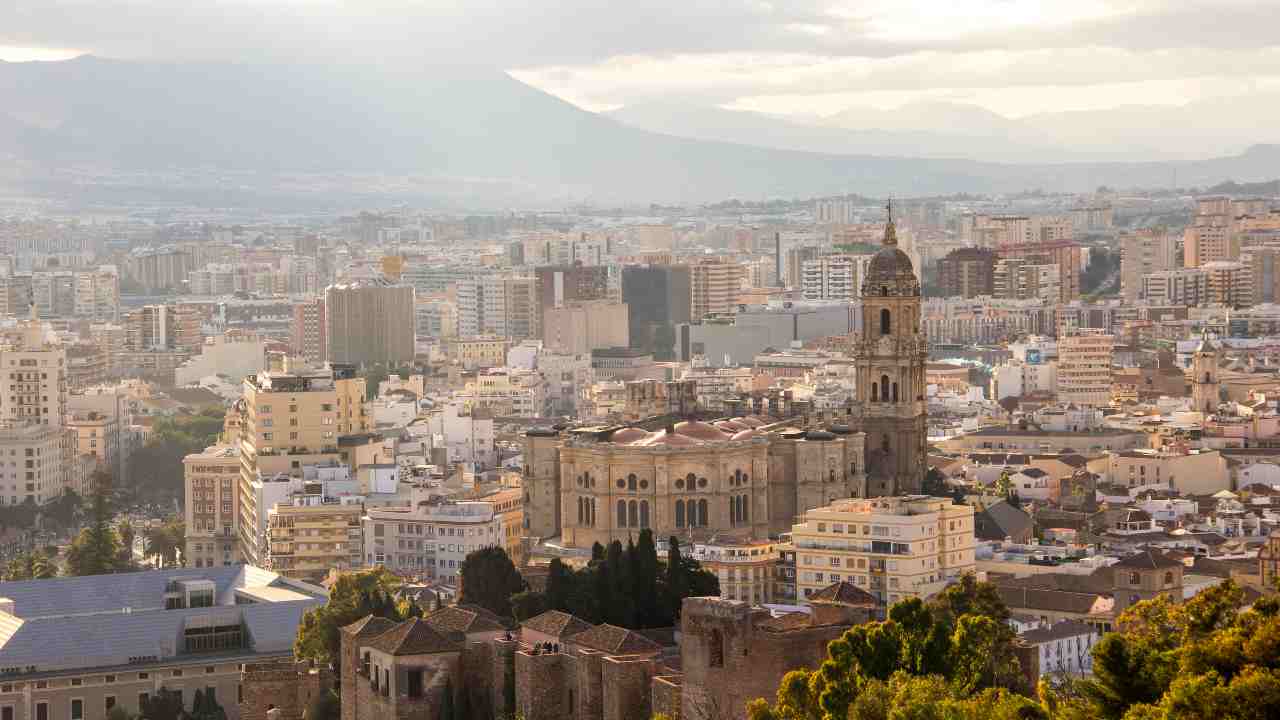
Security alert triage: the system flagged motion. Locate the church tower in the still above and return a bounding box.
[1191,335,1220,415]
[853,203,928,496]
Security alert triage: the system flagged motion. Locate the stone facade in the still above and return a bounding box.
[239,661,332,720]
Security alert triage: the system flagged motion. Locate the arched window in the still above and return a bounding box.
[617,500,627,528]
[742,495,749,523]
[640,501,650,529]
[881,375,890,399]
[729,497,737,526]
[882,434,891,453]
[628,500,638,528]
[577,497,584,525]
[1163,571,1174,586]
[871,382,879,402]
[675,499,686,528]
[628,473,637,491]
[698,499,709,527]
[1204,372,1211,383]
[892,382,899,402]
[881,286,888,297]
[589,498,596,527]
[851,460,858,475]
[880,308,891,335]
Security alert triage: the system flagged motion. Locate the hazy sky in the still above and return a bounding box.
[3,0,1278,118]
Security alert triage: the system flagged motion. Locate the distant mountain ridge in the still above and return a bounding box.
[1,56,1278,204]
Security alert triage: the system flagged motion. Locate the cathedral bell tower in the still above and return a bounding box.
[1191,334,1220,415]
[852,202,928,496]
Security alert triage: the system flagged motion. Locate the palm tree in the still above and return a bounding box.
[144,525,177,568]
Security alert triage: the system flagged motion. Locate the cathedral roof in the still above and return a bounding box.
[674,420,730,441]
[863,205,919,295]
[610,427,649,444]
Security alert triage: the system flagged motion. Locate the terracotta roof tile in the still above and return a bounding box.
[520,610,594,639]
[342,615,398,638]
[807,581,877,607]
[368,617,462,656]
[423,607,506,635]
[566,623,662,655]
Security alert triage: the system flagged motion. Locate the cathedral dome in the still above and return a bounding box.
[675,420,729,441]
[861,209,920,296]
[610,427,649,444]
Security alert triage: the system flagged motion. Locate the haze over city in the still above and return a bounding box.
[0,3,1278,720]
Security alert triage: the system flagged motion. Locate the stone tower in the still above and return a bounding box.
[1191,335,1220,415]
[853,203,928,496]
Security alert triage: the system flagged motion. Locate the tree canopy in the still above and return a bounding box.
[510,532,718,628]
[294,567,406,666]
[458,546,527,619]
[65,474,134,577]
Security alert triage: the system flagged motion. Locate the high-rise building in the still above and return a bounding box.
[542,300,630,355]
[1120,229,1179,300]
[995,241,1081,301]
[503,276,537,340]
[1184,224,1239,267]
[937,248,996,298]
[29,272,76,317]
[183,443,242,569]
[126,303,204,353]
[291,297,327,364]
[1203,261,1253,308]
[1250,248,1280,305]
[0,307,67,427]
[236,356,368,565]
[790,496,975,607]
[125,247,194,292]
[801,254,867,301]
[325,280,415,368]
[688,258,747,322]
[73,265,121,322]
[534,265,611,339]
[783,246,821,289]
[622,265,691,361]
[1056,328,1114,406]
[853,213,928,496]
[0,275,33,317]
[455,275,507,338]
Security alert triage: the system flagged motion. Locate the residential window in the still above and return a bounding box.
[71,700,83,720]
[36,703,48,720]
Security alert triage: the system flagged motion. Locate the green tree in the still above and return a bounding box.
[41,489,82,530]
[139,688,185,720]
[633,529,661,626]
[608,540,636,627]
[545,557,574,612]
[664,536,686,621]
[66,475,127,577]
[510,590,548,622]
[294,567,404,666]
[457,546,526,619]
[143,520,185,568]
[4,551,58,581]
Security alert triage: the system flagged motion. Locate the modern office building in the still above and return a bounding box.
[621,265,691,360]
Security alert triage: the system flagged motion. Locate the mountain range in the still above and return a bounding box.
[1,56,1278,205]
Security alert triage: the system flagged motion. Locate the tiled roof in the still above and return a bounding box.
[756,612,813,632]
[1020,620,1098,644]
[1113,550,1184,570]
[343,615,398,638]
[996,585,1112,616]
[423,607,505,635]
[367,617,462,656]
[808,581,878,607]
[566,623,662,655]
[521,610,594,639]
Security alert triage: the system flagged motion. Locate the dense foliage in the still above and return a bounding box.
[294,567,409,666]
[510,531,719,628]
[65,474,135,576]
[458,545,528,618]
[746,577,1280,720]
[3,550,58,580]
[129,408,225,505]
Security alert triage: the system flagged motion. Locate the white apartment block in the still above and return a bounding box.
[791,496,976,608]
[1056,329,1114,407]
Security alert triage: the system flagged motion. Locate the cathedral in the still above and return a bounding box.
[523,209,928,548]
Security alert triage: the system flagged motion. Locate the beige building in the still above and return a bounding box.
[1120,229,1178,301]
[183,444,242,569]
[363,491,524,580]
[66,410,119,475]
[325,280,415,368]
[1184,223,1239,268]
[1202,261,1253,308]
[691,537,785,605]
[267,501,364,583]
[0,423,68,506]
[1056,329,1114,406]
[1103,448,1228,496]
[236,356,368,565]
[688,258,746,321]
[791,496,976,607]
[1,308,67,427]
[541,301,629,355]
[444,337,509,369]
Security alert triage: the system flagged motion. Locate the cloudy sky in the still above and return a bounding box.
[3,0,1278,118]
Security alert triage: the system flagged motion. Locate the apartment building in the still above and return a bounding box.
[267,499,364,583]
[363,494,524,580]
[1202,261,1253,308]
[123,304,203,354]
[236,356,368,565]
[993,258,1061,302]
[1184,223,1239,267]
[800,254,870,301]
[688,258,747,321]
[541,300,629,355]
[791,496,976,608]
[1119,230,1179,301]
[183,444,242,569]
[1142,268,1208,306]
[66,410,119,475]
[1056,329,1115,407]
[1,309,67,427]
[937,248,996,298]
[444,337,509,369]
[325,280,415,368]
[290,298,326,365]
[0,423,68,506]
[0,566,324,720]
[72,266,120,323]
[690,537,785,605]
[455,274,508,338]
